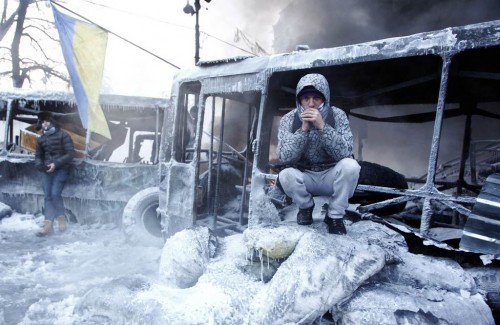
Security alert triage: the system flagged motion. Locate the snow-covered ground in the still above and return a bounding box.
[0,213,161,324]
[1,209,497,324]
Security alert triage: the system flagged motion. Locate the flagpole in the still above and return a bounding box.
[85,129,91,158]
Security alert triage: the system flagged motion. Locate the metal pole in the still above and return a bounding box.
[212,98,226,229]
[239,105,253,225]
[195,0,200,64]
[207,96,216,216]
[85,128,91,158]
[457,103,474,195]
[420,55,452,235]
[1,100,13,154]
[154,106,160,164]
[455,102,474,226]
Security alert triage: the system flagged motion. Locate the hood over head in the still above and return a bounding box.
[295,73,331,110]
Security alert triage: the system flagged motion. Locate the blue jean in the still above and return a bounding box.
[41,169,69,221]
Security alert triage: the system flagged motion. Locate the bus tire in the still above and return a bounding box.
[353,161,408,216]
[122,187,163,247]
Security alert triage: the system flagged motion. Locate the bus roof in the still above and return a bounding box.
[173,19,500,83]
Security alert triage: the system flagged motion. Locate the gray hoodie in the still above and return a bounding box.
[277,73,353,167]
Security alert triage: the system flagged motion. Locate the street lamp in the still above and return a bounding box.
[183,0,205,64]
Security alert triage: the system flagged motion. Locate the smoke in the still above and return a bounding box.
[201,0,291,57]
[273,0,500,53]
[270,0,500,178]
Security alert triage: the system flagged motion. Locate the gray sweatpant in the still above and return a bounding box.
[278,158,360,219]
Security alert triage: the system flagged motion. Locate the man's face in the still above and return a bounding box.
[300,94,324,110]
[41,120,51,130]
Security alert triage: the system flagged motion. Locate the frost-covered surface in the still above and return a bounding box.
[0,89,168,109]
[174,19,500,87]
[0,159,158,225]
[0,212,161,325]
[159,226,217,288]
[1,209,496,324]
[80,222,494,324]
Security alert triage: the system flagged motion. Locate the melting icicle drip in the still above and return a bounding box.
[259,249,264,282]
[245,247,274,283]
[246,248,256,263]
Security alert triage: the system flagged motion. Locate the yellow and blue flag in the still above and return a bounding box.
[51,5,111,139]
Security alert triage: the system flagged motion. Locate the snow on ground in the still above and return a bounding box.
[1,209,496,324]
[0,213,161,325]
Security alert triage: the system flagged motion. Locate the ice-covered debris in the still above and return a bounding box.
[159,226,218,288]
[0,211,39,231]
[0,201,12,220]
[371,252,476,293]
[73,275,165,324]
[243,224,305,259]
[348,221,408,263]
[74,221,496,324]
[464,267,500,293]
[351,221,476,292]
[335,283,494,324]
[480,254,498,265]
[249,230,386,324]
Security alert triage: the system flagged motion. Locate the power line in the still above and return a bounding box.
[78,0,193,31]
[200,30,256,56]
[51,0,181,70]
[74,0,262,56]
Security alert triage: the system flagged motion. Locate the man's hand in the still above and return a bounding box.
[46,163,56,173]
[301,108,325,131]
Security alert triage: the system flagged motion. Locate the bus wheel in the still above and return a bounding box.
[122,187,163,247]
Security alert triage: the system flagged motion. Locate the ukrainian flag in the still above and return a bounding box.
[52,5,111,139]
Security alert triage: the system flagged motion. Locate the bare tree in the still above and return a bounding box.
[0,0,69,88]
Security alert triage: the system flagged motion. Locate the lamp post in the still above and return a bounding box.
[183,0,202,64]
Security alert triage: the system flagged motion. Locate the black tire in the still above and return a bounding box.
[122,187,163,247]
[0,201,12,220]
[351,161,408,216]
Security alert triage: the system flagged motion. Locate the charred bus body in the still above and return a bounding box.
[1,20,499,256]
[153,20,500,255]
[0,90,165,225]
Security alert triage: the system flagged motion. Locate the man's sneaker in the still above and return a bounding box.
[297,205,314,225]
[326,217,347,235]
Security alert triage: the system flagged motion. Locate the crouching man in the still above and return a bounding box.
[35,112,74,236]
[277,73,360,235]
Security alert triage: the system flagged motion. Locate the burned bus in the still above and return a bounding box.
[137,19,500,254]
[0,89,166,225]
[1,20,499,256]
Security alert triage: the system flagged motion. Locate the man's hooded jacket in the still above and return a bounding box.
[277,73,353,168]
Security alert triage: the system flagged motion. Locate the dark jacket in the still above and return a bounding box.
[35,126,74,172]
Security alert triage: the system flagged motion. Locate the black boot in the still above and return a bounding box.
[325,216,347,235]
[297,204,314,225]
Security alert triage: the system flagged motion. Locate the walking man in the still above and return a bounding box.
[35,112,74,236]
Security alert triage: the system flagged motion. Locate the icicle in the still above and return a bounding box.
[259,249,264,282]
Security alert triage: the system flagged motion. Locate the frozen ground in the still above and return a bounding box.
[0,213,161,324]
[1,209,496,324]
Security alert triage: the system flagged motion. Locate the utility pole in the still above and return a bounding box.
[183,0,205,64]
[194,0,200,64]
